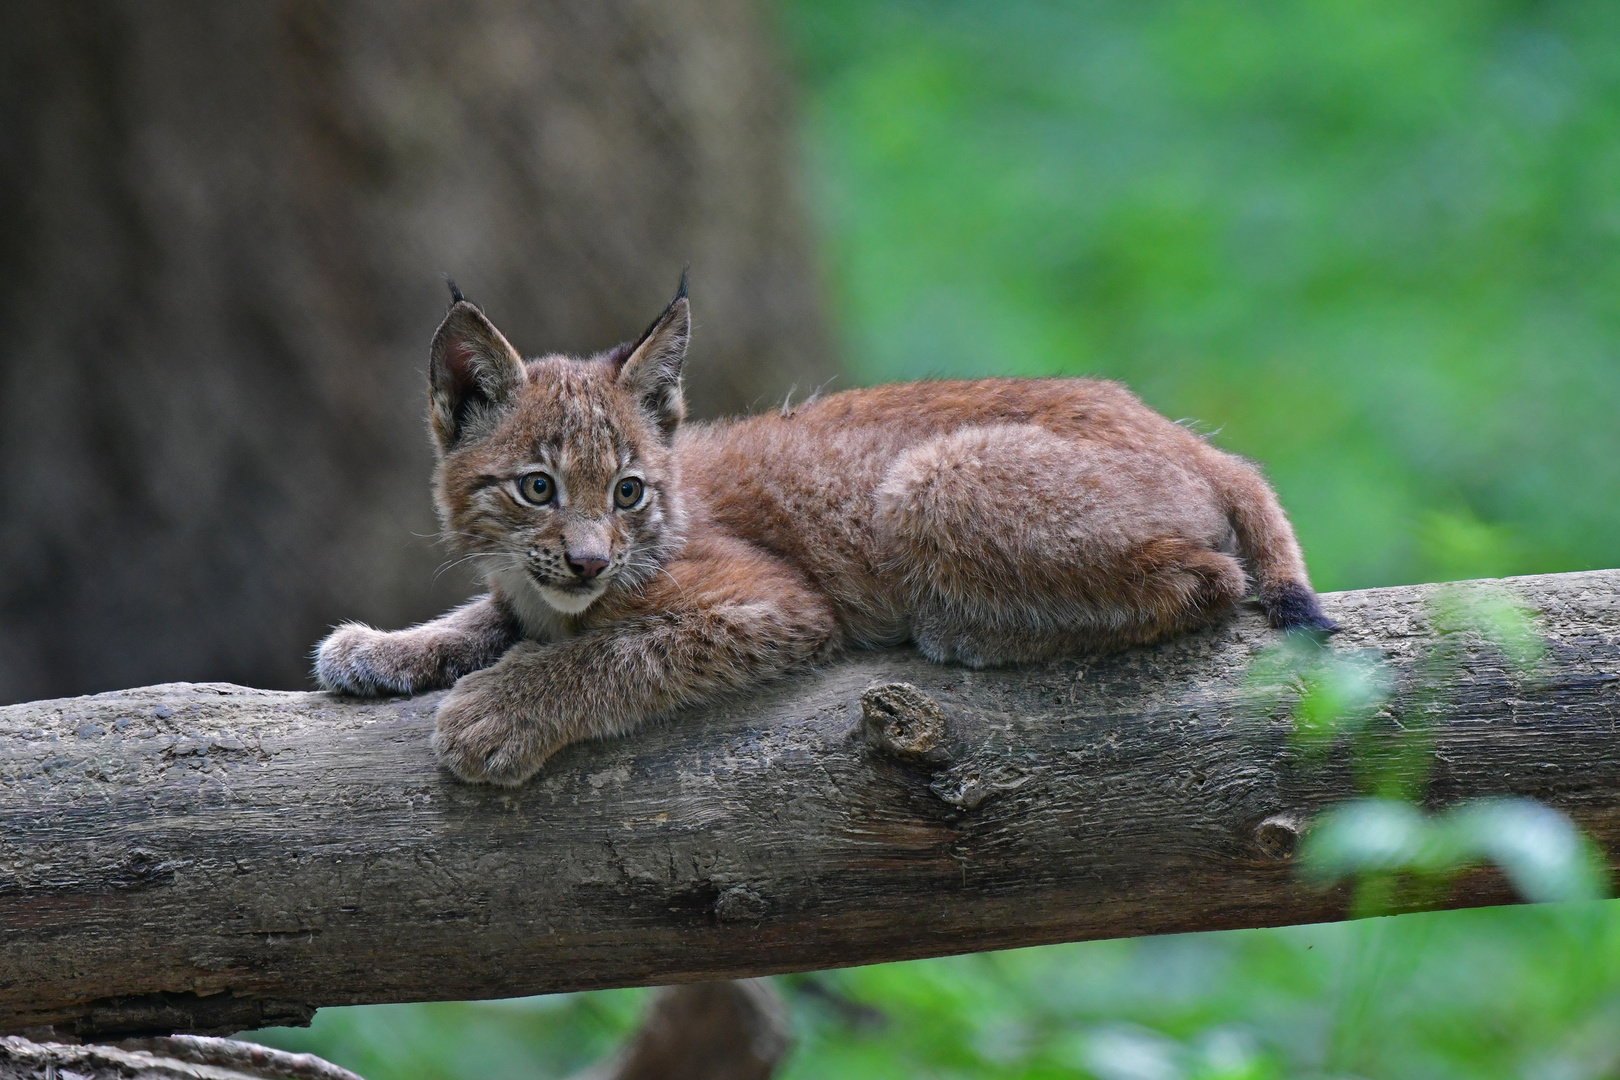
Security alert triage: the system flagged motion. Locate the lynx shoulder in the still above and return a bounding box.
[315,279,1334,786]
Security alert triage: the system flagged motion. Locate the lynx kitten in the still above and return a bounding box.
[316,279,1335,786]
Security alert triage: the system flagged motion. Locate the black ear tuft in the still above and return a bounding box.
[428,302,526,454]
[621,271,690,357]
[614,275,691,440]
[446,277,466,307]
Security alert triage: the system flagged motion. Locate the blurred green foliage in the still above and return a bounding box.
[1245,581,1540,801]
[1303,796,1610,911]
[1244,583,1609,919]
[247,1,1620,1076]
[782,0,1620,592]
[253,905,1620,1079]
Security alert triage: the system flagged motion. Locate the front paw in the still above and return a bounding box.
[431,670,553,786]
[315,623,441,696]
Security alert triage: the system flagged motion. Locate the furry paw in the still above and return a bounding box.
[431,668,553,786]
[314,623,445,696]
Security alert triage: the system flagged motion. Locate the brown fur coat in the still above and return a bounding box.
[316,284,1332,785]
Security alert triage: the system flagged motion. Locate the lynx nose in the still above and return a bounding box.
[565,553,610,580]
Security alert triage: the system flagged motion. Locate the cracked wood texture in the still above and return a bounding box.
[2,570,1617,1039]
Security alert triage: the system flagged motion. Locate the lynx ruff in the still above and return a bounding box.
[315,280,1336,786]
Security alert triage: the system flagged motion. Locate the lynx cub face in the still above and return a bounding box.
[428,285,690,624]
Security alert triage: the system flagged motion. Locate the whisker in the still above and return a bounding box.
[433,551,504,583]
[653,565,687,597]
[622,555,686,601]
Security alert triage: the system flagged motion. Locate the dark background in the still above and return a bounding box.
[0,0,834,704]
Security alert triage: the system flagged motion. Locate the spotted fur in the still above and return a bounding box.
[315,282,1333,786]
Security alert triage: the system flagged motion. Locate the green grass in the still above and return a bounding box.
[247,2,1620,1075]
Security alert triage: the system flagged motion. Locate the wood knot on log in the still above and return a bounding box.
[929,763,1031,812]
[858,683,951,767]
[713,885,770,924]
[1253,812,1308,861]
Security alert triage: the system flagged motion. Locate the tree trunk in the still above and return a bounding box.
[2,570,1616,1039]
[0,0,834,704]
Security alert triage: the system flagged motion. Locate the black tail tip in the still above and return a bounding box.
[1260,581,1340,637]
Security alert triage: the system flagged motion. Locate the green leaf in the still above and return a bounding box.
[1301,797,1610,905]
[1444,798,1611,904]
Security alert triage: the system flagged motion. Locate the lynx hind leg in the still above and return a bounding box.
[875,423,1247,667]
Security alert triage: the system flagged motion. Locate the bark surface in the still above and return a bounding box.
[2,571,1617,1039]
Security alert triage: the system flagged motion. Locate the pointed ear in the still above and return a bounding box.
[428,300,527,454]
[614,278,690,439]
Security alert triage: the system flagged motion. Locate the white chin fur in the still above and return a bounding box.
[538,583,605,615]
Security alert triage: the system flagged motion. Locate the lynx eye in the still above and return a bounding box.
[516,472,554,506]
[614,477,645,509]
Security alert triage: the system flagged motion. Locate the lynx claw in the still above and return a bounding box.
[431,673,551,787]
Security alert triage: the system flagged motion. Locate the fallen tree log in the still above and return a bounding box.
[2,570,1617,1039]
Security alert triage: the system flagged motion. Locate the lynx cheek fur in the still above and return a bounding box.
[315,278,1335,786]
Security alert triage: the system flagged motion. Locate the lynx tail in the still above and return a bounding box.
[1218,461,1338,634]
